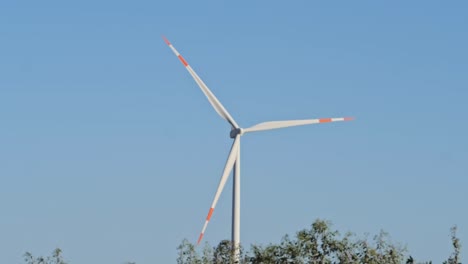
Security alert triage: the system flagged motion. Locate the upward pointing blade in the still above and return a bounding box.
[163,36,239,129]
[197,135,240,245]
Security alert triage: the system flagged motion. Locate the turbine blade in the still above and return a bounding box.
[243,117,354,133]
[163,36,239,129]
[197,135,240,245]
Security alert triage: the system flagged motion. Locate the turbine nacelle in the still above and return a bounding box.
[230,128,244,138]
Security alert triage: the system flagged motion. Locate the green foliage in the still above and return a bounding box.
[24,248,67,264]
[443,226,461,264]
[177,239,203,264]
[202,242,215,264]
[176,220,462,264]
[247,219,405,264]
[20,221,462,264]
[177,239,246,264]
[213,240,234,264]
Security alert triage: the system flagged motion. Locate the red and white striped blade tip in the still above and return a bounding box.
[197,233,204,245]
[162,35,171,46]
[317,117,354,123]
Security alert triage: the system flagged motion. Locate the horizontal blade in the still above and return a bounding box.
[197,135,240,245]
[163,36,239,129]
[243,117,354,134]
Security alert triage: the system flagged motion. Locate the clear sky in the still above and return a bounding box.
[1,1,467,263]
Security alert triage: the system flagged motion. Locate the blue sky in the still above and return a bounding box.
[1,1,467,263]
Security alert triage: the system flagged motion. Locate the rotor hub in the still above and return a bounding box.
[230,128,243,138]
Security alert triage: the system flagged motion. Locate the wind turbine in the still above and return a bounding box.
[163,36,353,263]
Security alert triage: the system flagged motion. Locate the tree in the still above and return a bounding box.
[177,219,462,264]
[247,219,405,264]
[24,248,67,264]
[177,239,202,264]
[213,240,233,264]
[443,226,461,264]
[21,221,461,264]
[177,239,247,264]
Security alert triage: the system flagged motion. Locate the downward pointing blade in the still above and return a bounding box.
[243,117,354,133]
[163,36,239,129]
[197,135,240,245]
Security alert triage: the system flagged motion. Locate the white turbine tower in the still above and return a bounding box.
[163,36,353,263]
